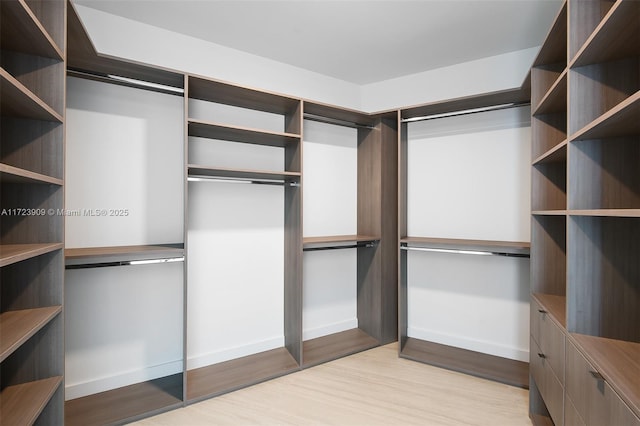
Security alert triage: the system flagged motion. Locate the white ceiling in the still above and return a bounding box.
[73,0,562,85]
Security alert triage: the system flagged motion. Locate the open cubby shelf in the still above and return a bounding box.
[0,67,63,122]
[401,236,530,254]
[0,306,62,362]
[570,91,640,141]
[531,293,566,328]
[302,328,379,368]
[532,139,567,165]
[65,244,184,266]
[65,374,183,426]
[533,69,567,116]
[0,376,63,426]
[0,163,63,185]
[188,119,300,147]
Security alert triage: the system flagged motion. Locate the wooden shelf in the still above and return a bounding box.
[0,306,62,362]
[532,293,566,328]
[533,70,567,115]
[65,374,183,426]
[188,165,301,182]
[65,244,184,266]
[0,376,63,426]
[569,334,640,419]
[532,2,567,67]
[188,75,299,116]
[400,337,529,388]
[568,209,640,218]
[302,328,379,368]
[532,140,567,165]
[303,235,379,249]
[570,0,640,68]
[188,119,300,147]
[401,237,530,255]
[0,68,63,122]
[0,163,63,185]
[532,210,567,216]
[0,0,63,60]
[186,348,298,402]
[570,91,640,141]
[304,101,377,127]
[0,243,63,268]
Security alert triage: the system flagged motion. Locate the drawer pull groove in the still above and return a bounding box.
[537,353,546,359]
[589,370,604,381]
[538,309,547,314]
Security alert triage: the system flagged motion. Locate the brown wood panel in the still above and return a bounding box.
[568,58,639,136]
[401,237,530,254]
[186,348,299,402]
[398,115,408,349]
[571,0,640,67]
[0,306,61,362]
[532,161,567,211]
[570,334,640,419]
[0,67,62,122]
[0,376,62,426]
[0,117,64,180]
[188,165,300,182]
[188,119,300,147]
[65,244,184,265]
[532,293,567,328]
[24,0,66,53]
[188,75,299,116]
[567,216,640,342]
[65,374,183,426]
[541,312,566,385]
[284,183,302,364]
[532,65,567,110]
[0,0,63,59]
[569,137,640,210]
[533,139,568,165]
[302,328,378,368]
[0,163,63,185]
[565,395,587,426]
[530,378,554,426]
[534,70,567,115]
[533,2,568,67]
[532,113,568,159]
[571,92,640,141]
[530,337,564,425]
[569,0,616,61]
[303,234,379,249]
[401,337,529,389]
[0,243,62,267]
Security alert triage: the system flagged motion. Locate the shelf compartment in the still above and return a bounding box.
[0,67,62,122]
[569,333,640,419]
[0,243,63,268]
[533,139,567,165]
[531,65,567,112]
[188,165,301,183]
[0,0,63,60]
[532,293,567,329]
[65,373,183,426]
[531,215,566,296]
[569,0,616,61]
[0,305,62,362]
[567,216,640,342]
[400,337,529,388]
[302,328,378,368]
[0,376,63,426]
[569,136,640,210]
[188,119,300,147]
[532,2,567,68]
[186,347,299,402]
[303,235,379,250]
[532,113,567,160]
[0,163,63,185]
[531,210,568,216]
[401,236,530,255]
[65,244,184,267]
[304,101,377,128]
[533,70,567,115]
[571,91,640,141]
[569,58,639,136]
[532,161,567,211]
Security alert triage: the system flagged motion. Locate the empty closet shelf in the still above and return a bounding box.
[401,237,530,257]
[188,165,301,184]
[65,244,184,268]
[303,235,379,251]
[188,119,300,146]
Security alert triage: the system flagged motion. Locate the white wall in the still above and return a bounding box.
[406,105,531,361]
[302,120,358,340]
[64,77,184,399]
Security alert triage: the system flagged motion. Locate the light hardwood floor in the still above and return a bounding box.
[134,343,531,425]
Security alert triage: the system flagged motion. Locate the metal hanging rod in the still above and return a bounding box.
[188,175,300,187]
[401,101,530,123]
[66,256,185,270]
[67,69,184,95]
[303,113,375,130]
[400,246,529,258]
[303,242,376,252]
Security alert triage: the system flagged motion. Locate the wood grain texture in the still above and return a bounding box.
[133,344,531,426]
[0,376,62,426]
[532,293,567,328]
[532,65,567,111]
[568,0,616,61]
[401,337,529,389]
[188,119,300,147]
[302,328,378,368]
[568,209,640,217]
[532,113,568,159]
[65,374,183,426]
[65,244,184,265]
[0,243,62,267]
[529,337,564,425]
[284,183,302,364]
[401,237,530,254]
[0,67,62,122]
[302,234,379,249]
[186,348,299,402]
[533,139,567,165]
[532,161,567,211]
[0,0,63,59]
[533,69,567,115]
[565,394,587,426]
[571,91,640,141]
[0,306,61,362]
[303,100,376,127]
[533,1,567,67]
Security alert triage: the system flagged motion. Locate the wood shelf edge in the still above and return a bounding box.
[0,376,63,426]
[0,67,64,122]
[531,293,566,329]
[532,140,568,165]
[532,69,567,115]
[65,244,184,265]
[0,163,64,185]
[0,243,64,268]
[2,0,64,60]
[401,237,530,253]
[188,118,301,139]
[0,306,62,362]
[568,209,640,218]
[569,91,640,141]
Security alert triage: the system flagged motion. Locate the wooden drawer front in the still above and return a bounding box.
[565,395,586,426]
[531,298,565,384]
[531,298,542,345]
[531,337,564,425]
[566,341,640,426]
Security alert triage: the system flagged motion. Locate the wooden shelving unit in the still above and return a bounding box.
[530,1,640,424]
[302,235,379,249]
[188,119,300,147]
[187,165,301,182]
[0,0,66,423]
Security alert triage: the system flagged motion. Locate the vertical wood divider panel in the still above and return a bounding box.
[398,114,408,351]
[182,73,190,403]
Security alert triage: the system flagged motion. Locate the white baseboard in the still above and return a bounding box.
[407,326,529,362]
[187,336,285,370]
[303,318,358,341]
[65,359,183,400]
